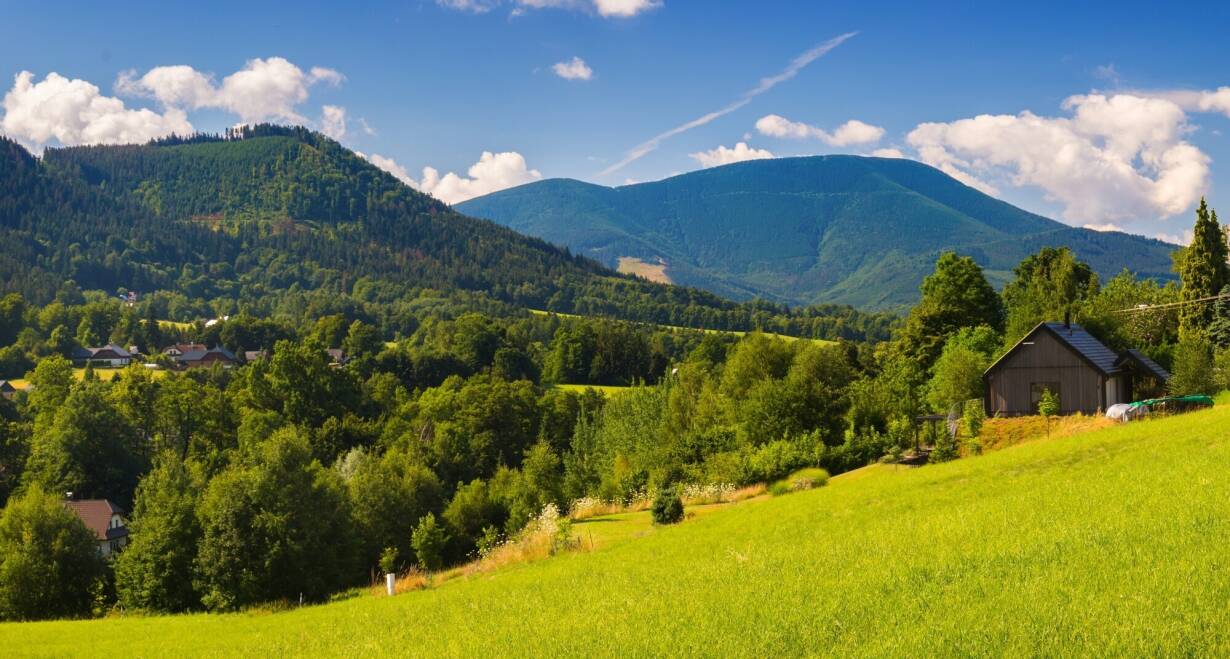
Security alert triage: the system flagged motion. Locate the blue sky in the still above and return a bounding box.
[3,0,1229,241]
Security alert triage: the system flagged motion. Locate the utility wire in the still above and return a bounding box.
[1112,292,1230,314]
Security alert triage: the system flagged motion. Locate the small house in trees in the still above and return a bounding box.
[175,346,238,369]
[983,321,1170,416]
[64,498,129,557]
[71,344,133,368]
[163,343,207,358]
[0,380,15,400]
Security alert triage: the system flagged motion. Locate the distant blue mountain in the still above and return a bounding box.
[459,155,1177,310]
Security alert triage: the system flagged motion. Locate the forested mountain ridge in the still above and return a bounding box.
[0,127,894,341]
[458,156,1177,310]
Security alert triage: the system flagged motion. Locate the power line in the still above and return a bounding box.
[1112,292,1230,315]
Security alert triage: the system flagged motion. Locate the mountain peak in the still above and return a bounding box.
[458,155,1175,310]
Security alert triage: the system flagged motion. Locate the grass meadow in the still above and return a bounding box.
[5,403,1230,656]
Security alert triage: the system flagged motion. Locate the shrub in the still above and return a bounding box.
[0,486,105,621]
[379,547,398,575]
[650,488,684,525]
[412,513,449,572]
[768,481,791,497]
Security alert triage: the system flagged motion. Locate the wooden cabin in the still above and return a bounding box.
[983,321,1170,416]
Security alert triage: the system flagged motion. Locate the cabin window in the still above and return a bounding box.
[1030,382,1061,412]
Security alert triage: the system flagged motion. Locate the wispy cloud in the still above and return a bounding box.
[599,32,857,176]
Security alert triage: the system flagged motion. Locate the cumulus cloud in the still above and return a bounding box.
[870,147,905,158]
[320,105,346,140]
[755,114,885,147]
[363,153,417,186]
[1083,223,1125,232]
[438,0,659,17]
[592,0,661,16]
[552,57,594,81]
[689,142,774,168]
[117,57,344,124]
[361,151,542,205]
[1157,86,1230,118]
[2,71,193,151]
[904,93,1210,224]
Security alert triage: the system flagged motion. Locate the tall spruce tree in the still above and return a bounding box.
[1178,198,1230,335]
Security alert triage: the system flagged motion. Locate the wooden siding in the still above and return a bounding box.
[985,329,1117,416]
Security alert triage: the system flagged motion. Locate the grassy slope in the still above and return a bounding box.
[7,406,1230,656]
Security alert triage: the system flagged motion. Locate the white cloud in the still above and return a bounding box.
[2,71,193,151]
[904,93,1210,224]
[356,118,376,136]
[438,0,659,17]
[592,0,661,17]
[363,153,417,186]
[117,57,344,124]
[1156,230,1193,246]
[755,114,885,147]
[360,150,542,205]
[870,147,905,158]
[601,32,856,176]
[552,57,594,81]
[1158,86,1230,118]
[1083,223,1124,232]
[321,105,346,140]
[689,142,774,168]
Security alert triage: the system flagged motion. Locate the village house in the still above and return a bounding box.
[63,497,128,557]
[175,345,238,369]
[70,344,133,368]
[0,380,15,400]
[984,321,1171,417]
[162,343,207,358]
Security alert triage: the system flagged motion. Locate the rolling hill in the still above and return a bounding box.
[458,156,1178,310]
[0,128,892,340]
[3,400,1228,656]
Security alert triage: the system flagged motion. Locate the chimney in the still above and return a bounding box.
[1063,310,1071,330]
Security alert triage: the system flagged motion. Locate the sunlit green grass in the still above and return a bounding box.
[551,383,633,397]
[6,404,1230,656]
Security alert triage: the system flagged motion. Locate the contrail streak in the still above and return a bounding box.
[600,31,857,176]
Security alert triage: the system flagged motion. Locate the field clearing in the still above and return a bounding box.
[7,367,170,390]
[616,256,672,284]
[551,383,632,397]
[6,403,1230,655]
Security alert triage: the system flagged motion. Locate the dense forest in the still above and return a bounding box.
[0,127,895,343]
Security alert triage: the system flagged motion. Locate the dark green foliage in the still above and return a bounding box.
[24,380,146,508]
[1002,247,1099,345]
[344,448,444,571]
[114,453,203,613]
[898,252,1003,369]
[1170,334,1216,396]
[0,486,105,621]
[1177,199,1230,335]
[458,156,1176,310]
[194,428,358,610]
[650,488,684,525]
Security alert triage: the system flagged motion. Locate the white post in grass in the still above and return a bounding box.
[386,572,396,596]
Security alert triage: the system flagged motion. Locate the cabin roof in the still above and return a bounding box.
[986,322,1123,377]
[1116,348,1172,382]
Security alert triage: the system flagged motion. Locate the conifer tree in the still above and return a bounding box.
[1178,198,1230,335]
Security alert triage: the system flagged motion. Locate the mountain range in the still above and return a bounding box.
[0,127,893,340]
[458,156,1178,310]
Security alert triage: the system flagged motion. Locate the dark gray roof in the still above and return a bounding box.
[1116,349,1171,382]
[0,380,14,391]
[1041,322,1122,375]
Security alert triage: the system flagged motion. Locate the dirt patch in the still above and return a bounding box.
[617,256,672,284]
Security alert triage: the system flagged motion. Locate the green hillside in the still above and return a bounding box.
[7,403,1229,656]
[458,156,1177,310]
[0,128,894,340]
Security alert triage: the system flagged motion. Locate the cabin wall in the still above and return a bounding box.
[985,330,1106,416]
